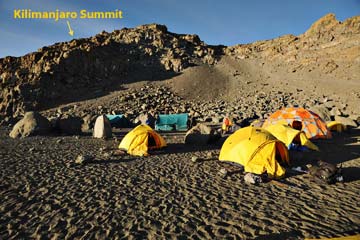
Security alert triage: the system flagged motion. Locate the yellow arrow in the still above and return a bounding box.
[66,21,74,36]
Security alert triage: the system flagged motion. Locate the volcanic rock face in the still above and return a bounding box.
[1,14,360,124]
[0,24,223,124]
[227,14,360,72]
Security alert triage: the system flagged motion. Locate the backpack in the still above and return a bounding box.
[309,160,343,184]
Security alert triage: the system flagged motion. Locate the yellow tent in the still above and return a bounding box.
[327,121,347,132]
[264,124,319,151]
[219,127,289,178]
[119,124,166,156]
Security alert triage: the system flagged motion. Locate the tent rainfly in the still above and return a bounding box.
[219,126,290,178]
[119,124,166,156]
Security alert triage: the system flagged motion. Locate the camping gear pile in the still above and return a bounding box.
[307,160,344,184]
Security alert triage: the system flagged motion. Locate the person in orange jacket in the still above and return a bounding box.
[221,115,232,135]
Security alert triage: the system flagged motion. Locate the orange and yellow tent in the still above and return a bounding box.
[262,107,331,139]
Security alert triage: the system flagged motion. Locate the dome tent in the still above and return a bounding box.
[219,127,289,178]
[327,121,347,133]
[119,124,166,156]
[262,107,331,139]
[264,124,319,151]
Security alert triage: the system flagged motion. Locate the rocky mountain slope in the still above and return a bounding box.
[169,14,360,111]
[0,13,359,124]
[227,13,360,67]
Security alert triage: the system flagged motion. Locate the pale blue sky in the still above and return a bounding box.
[0,0,359,58]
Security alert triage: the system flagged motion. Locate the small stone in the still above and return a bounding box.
[324,101,335,109]
[75,155,92,164]
[191,156,199,162]
[113,149,126,156]
[219,168,228,176]
[75,155,85,164]
[56,139,63,144]
[29,147,35,152]
[244,173,258,184]
[183,208,190,215]
[306,164,313,169]
[330,107,342,117]
[141,104,148,110]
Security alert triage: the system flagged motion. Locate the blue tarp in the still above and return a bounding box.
[155,113,188,131]
[106,115,131,128]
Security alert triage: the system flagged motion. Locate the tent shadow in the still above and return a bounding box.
[312,128,360,163]
[341,167,360,183]
[197,157,219,162]
[112,129,133,140]
[153,143,220,155]
[284,167,308,178]
[285,128,360,182]
[83,157,138,164]
[289,128,360,164]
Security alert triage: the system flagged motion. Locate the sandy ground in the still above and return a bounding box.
[0,126,359,239]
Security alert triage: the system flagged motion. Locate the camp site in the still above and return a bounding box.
[2,101,359,239]
[1,2,360,239]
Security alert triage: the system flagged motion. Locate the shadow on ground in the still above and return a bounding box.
[286,128,360,182]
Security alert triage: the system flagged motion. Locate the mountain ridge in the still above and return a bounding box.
[1,13,359,124]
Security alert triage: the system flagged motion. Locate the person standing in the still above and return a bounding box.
[222,115,232,135]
